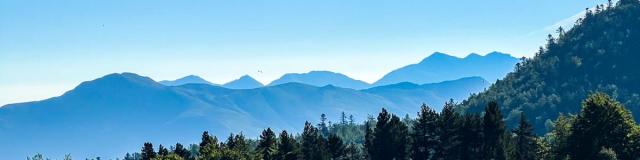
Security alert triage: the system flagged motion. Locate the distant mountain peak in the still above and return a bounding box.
[374,51,518,86]
[68,72,164,96]
[268,70,370,89]
[222,75,264,89]
[238,74,255,80]
[485,51,513,58]
[465,53,483,59]
[159,75,215,86]
[420,52,459,63]
[94,72,158,86]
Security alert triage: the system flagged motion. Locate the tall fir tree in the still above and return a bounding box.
[364,118,375,160]
[141,142,156,160]
[319,113,330,137]
[257,128,277,160]
[371,108,393,160]
[199,131,221,159]
[436,100,461,160]
[459,114,483,160]
[276,130,299,160]
[327,134,346,159]
[483,102,506,160]
[158,144,169,157]
[389,115,410,160]
[411,104,440,160]
[302,122,329,160]
[513,113,537,160]
[173,143,190,160]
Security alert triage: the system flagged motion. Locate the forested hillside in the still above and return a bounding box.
[459,0,640,133]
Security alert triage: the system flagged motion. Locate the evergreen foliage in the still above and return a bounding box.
[459,1,640,134]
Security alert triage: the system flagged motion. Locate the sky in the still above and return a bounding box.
[0,0,608,106]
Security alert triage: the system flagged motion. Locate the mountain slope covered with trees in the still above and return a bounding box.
[460,0,640,134]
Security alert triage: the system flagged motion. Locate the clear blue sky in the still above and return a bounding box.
[0,0,607,105]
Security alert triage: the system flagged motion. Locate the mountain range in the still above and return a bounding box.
[373,51,519,86]
[221,75,264,89]
[0,73,489,159]
[268,71,370,89]
[159,75,217,86]
[157,52,518,90]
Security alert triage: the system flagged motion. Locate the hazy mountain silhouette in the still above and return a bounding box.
[159,75,217,86]
[222,75,264,89]
[373,51,519,86]
[269,71,371,89]
[0,72,488,159]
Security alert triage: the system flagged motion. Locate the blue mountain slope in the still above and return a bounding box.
[222,75,264,89]
[0,73,257,159]
[268,71,371,89]
[373,52,518,86]
[364,76,490,111]
[159,75,217,86]
[0,73,488,159]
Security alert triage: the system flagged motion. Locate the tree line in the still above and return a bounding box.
[110,93,638,160]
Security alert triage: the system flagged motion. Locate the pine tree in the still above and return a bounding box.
[567,93,639,160]
[483,102,506,160]
[124,153,134,160]
[349,115,355,125]
[158,144,169,157]
[364,119,375,160]
[199,131,221,159]
[459,114,483,160]
[232,133,252,160]
[341,112,347,125]
[302,122,329,160]
[389,115,410,160]
[411,104,439,160]
[257,128,277,160]
[319,113,329,137]
[513,113,537,160]
[371,108,393,160]
[327,134,345,159]
[141,142,156,160]
[276,130,299,160]
[173,143,190,160]
[437,100,461,160]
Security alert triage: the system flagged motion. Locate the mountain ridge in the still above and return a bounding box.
[374,51,519,86]
[268,71,371,89]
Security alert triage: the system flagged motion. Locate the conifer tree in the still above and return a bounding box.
[513,113,537,160]
[173,143,190,160]
[389,115,410,160]
[199,131,221,159]
[257,128,277,160]
[411,104,439,160]
[459,114,483,160]
[327,134,345,159]
[483,102,506,160]
[276,130,299,160]
[141,142,156,160]
[158,144,169,157]
[436,100,461,160]
[371,108,393,160]
[319,114,330,137]
[302,122,329,160]
[364,119,375,160]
